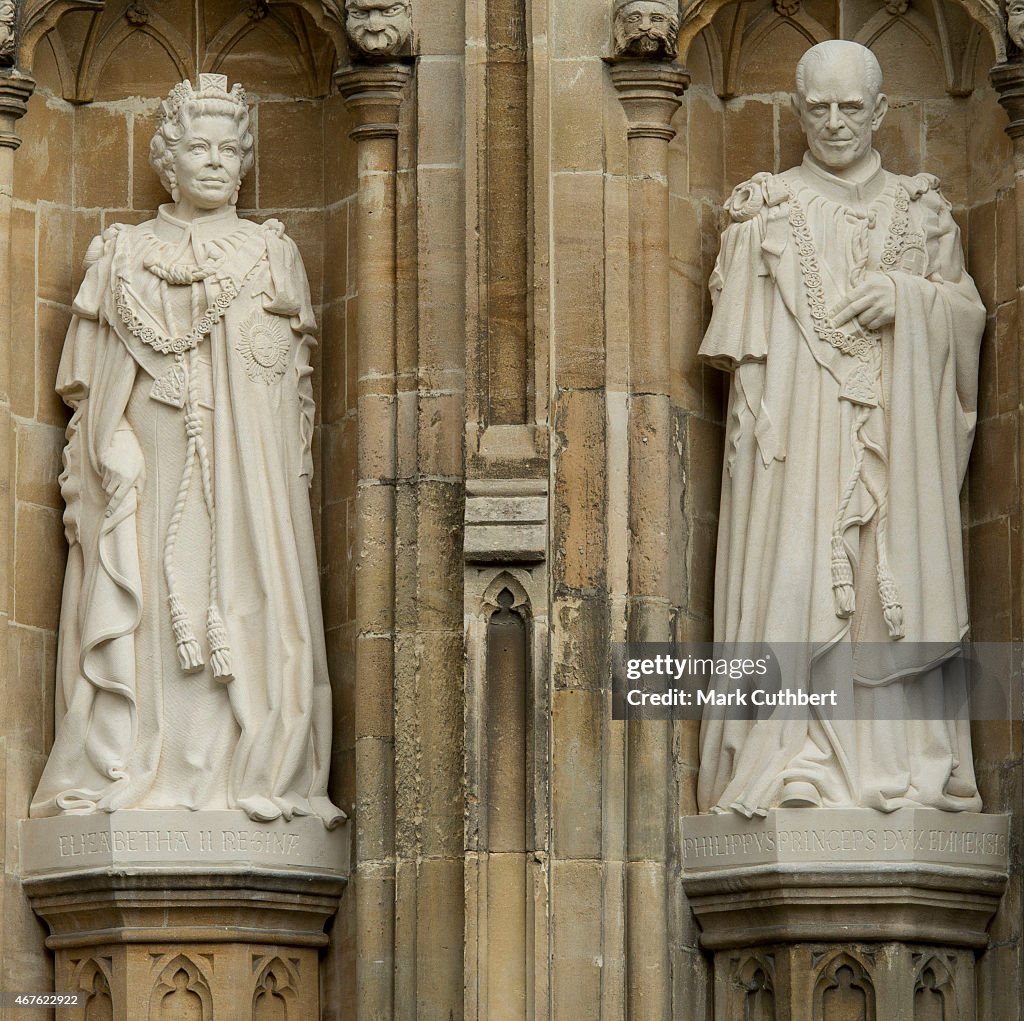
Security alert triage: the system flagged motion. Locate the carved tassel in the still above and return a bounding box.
[830,535,856,618]
[207,604,234,683]
[877,567,905,640]
[169,593,204,672]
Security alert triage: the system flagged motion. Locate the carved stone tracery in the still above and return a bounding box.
[150,955,213,1021]
[813,953,877,1021]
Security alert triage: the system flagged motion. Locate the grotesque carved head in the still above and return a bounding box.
[1008,0,1024,51]
[0,0,16,63]
[613,0,680,59]
[150,75,255,208]
[793,41,887,177]
[345,0,412,57]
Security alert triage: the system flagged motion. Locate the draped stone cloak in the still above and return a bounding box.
[696,154,985,816]
[31,205,343,827]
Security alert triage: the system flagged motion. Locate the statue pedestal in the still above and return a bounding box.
[682,809,1009,1020]
[19,811,349,1021]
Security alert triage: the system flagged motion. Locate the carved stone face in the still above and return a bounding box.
[613,0,679,59]
[0,0,15,61]
[1008,0,1024,51]
[171,114,244,216]
[795,49,887,175]
[345,0,411,56]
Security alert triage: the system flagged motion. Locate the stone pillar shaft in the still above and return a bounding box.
[337,61,413,1021]
[610,60,688,1021]
[0,72,33,714]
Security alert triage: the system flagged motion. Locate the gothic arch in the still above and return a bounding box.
[252,956,299,1019]
[677,0,1007,70]
[481,570,533,617]
[76,4,191,102]
[148,954,213,1021]
[812,950,877,1021]
[14,0,350,77]
[205,8,324,96]
[914,956,957,1020]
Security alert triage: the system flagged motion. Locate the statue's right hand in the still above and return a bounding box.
[100,431,146,513]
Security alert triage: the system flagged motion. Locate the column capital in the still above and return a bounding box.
[334,62,413,140]
[607,61,689,141]
[991,62,1024,140]
[0,72,34,150]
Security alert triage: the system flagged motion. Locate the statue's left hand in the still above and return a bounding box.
[832,272,897,331]
[100,430,146,512]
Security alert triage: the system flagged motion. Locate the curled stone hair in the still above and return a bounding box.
[149,74,255,196]
[795,40,883,99]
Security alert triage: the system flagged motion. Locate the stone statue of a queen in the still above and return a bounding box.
[31,75,343,827]
[697,42,985,817]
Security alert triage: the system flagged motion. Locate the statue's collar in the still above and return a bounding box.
[798,150,886,206]
[155,203,241,243]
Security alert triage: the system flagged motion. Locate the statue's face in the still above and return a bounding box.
[613,0,679,58]
[795,53,887,174]
[1009,0,1024,48]
[345,0,411,55]
[171,114,243,212]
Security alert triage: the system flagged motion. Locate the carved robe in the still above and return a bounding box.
[697,153,985,816]
[31,205,342,826]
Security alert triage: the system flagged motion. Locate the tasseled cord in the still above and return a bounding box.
[169,592,204,670]
[829,404,905,640]
[161,346,235,680]
[830,536,856,618]
[207,604,233,680]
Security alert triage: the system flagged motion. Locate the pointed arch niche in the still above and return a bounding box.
[8,0,361,1004]
[668,0,1020,1011]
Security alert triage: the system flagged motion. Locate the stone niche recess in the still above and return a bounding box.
[670,0,1021,1017]
[4,0,361,1015]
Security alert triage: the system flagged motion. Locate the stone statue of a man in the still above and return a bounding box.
[31,75,343,827]
[697,41,985,816]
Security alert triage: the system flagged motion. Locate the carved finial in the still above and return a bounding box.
[1008,0,1024,51]
[0,0,16,67]
[773,0,801,17]
[612,0,680,60]
[883,0,909,14]
[344,0,412,57]
[246,0,270,19]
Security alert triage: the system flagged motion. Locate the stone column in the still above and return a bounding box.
[608,59,688,1021]
[0,69,33,767]
[335,61,412,1021]
[992,63,1024,380]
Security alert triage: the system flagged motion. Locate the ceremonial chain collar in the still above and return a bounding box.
[112,225,260,356]
[116,277,238,355]
[786,183,911,362]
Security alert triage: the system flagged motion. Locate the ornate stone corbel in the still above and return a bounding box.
[611,0,680,60]
[344,0,412,58]
[0,71,33,148]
